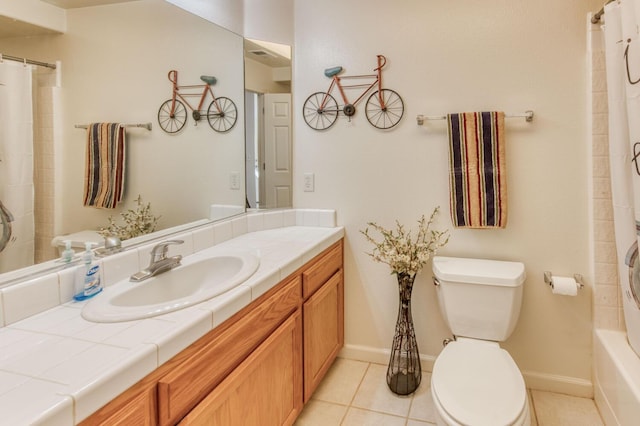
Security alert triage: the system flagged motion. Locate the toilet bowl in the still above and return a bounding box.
[431,256,530,426]
[431,338,530,426]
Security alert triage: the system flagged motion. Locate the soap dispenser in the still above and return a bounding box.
[73,242,102,301]
[61,240,74,264]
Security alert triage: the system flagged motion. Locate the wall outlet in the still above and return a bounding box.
[303,173,315,192]
[229,171,241,190]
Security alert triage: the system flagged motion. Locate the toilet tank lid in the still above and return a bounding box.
[433,256,526,287]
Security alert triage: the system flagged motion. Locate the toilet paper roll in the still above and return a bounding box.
[551,276,579,296]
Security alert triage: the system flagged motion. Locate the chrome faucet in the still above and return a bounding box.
[130,240,184,282]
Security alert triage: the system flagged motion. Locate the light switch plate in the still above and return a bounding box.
[303,173,315,192]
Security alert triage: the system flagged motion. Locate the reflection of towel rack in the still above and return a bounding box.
[416,110,534,125]
[75,123,153,130]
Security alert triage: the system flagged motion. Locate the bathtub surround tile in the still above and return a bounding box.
[2,274,60,325]
[531,390,603,425]
[406,421,432,426]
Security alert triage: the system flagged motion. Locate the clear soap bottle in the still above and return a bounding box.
[73,242,102,301]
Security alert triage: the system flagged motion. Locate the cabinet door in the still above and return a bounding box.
[180,311,303,426]
[303,269,344,401]
[158,277,300,425]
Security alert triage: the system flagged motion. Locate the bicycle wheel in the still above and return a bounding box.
[365,89,404,129]
[207,97,238,132]
[158,99,187,133]
[303,92,338,130]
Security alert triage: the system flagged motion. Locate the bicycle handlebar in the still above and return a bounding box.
[168,70,178,85]
[374,55,387,71]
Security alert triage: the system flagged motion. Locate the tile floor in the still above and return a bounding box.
[295,358,605,426]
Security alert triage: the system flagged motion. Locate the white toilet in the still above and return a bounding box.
[431,256,530,426]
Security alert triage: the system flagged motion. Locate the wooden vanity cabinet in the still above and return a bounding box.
[301,242,344,402]
[80,239,343,426]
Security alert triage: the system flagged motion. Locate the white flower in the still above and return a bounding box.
[361,207,449,276]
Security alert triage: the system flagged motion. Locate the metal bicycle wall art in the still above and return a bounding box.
[303,54,404,130]
[158,70,238,134]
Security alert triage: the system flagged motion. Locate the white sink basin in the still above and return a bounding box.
[82,251,260,323]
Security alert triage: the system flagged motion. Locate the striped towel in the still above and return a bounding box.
[447,112,507,228]
[83,123,126,209]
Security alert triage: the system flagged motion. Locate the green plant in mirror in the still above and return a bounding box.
[98,195,160,241]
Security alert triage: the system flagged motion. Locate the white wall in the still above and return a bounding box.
[166,0,243,36]
[0,0,245,236]
[294,0,602,394]
[243,0,293,46]
[0,0,65,33]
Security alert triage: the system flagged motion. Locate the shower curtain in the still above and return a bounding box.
[0,61,35,273]
[602,0,640,357]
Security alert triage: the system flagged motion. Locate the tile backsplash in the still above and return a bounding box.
[0,209,336,327]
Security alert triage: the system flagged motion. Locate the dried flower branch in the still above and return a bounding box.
[98,195,160,240]
[361,206,449,276]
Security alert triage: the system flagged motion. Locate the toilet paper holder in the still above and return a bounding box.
[543,271,584,290]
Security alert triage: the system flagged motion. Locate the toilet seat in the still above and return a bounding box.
[431,338,528,426]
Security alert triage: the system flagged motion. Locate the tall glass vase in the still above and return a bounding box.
[387,272,421,395]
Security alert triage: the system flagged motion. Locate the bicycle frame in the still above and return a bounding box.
[320,55,386,111]
[167,70,217,115]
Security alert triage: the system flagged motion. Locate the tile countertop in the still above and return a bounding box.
[0,225,344,426]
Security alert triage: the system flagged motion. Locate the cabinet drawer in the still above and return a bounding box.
[302,241,342,299]
[157,277,301,425]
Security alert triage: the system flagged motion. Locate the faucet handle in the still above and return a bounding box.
[150,239,184,262]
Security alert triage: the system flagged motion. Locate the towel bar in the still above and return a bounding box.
[75,123,152,131]
[416,110,534,125]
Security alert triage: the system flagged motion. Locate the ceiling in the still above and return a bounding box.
[0,0,139,38]
[244,39,291,68]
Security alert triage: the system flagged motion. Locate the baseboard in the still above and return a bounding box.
[521,370,593,398]
[339,344,437,374]
[339,344,593,398]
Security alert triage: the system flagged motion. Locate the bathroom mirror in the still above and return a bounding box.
[243,38,292,210]
[0,0,245,279]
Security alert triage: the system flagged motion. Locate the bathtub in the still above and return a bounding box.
[594,329,640,425]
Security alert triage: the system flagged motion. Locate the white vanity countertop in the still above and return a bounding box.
[0,225,344,426]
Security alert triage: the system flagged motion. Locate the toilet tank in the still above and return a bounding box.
[432,256,526,342]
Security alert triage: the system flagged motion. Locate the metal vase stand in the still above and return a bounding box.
[386,272,422,395]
